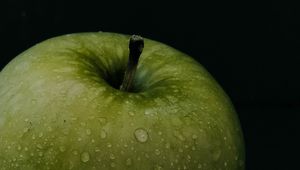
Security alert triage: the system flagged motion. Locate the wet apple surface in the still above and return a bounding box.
[0,32,244,170]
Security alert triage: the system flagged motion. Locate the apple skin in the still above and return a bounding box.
[0,32,244,170]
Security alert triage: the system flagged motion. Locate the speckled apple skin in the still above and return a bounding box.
[0,32,245,170]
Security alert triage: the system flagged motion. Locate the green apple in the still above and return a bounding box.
[0,32,244,170]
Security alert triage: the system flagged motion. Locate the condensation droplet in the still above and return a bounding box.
[23,127,29,133]
[155,149,161,155]
[47,126,53,132]
[155,165,163,170]
[98,117,107,124]
[71,117,78,121]
[134,128,148,143]
[235,156,238,161]
[178,148,183,153]
[224,161,227,167]
[72,150,78,155]
[192,146,196,150]
[59,146,66,152]
[100,130,107,139]
[95,147,101,152]
[37,144,43,149]
[86,129,92,135]
[126,158,132,166]
[212,149,222,161]
[128,112,135,116]
[110,162,116,167]
[80,152,90,163]
[198,163,202,169]
[110,153,115,160]
[173,130,185,141]
[165,143,171,149]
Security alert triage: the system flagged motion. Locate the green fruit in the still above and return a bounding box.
[0,32,245,170]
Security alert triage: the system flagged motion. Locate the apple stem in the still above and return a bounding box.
[120,35,144,92]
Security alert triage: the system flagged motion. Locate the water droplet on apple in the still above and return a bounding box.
[109,153,115,160]
[128,112,135,116]
[95,147,101,152]
[178,148,183,153]
[144,109,151,115]
[37,144,43,149]
[166,95,178,103]
[154,165,163,170]
[72,150,78,155]
[197,163,202,169]
[110,162,116,167]
[100,130,107,139]
[173,130,185,141]
[86,129,91,135]
[59,146,66,152]
[80,152,90,163]
[23,127,29,133]
[134,128,148,143]
[192,134,198,139]
[165,143,171,149]
[224,161,228,167]
[97,117,107,125]
[235,156,238,161]
[47,126,53,132]
[155,149,161,155]
[71,117,78,121]
[126,158,132,166]
[212,149,222,161]
[239,160,244,167]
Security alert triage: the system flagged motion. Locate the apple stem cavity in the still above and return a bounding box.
[120,35,144,92]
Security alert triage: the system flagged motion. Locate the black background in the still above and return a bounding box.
[0,0,299,169]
